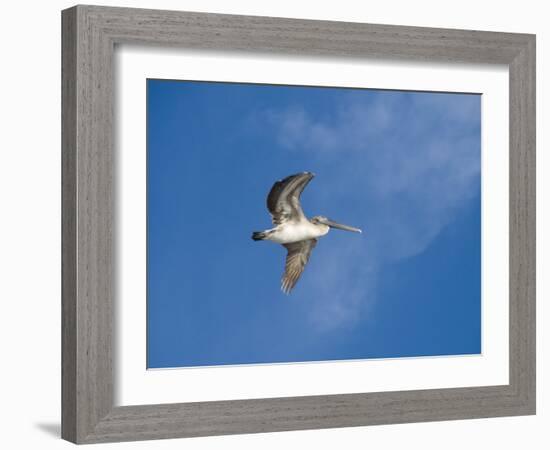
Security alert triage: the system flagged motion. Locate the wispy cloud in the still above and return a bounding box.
[261,90,480,331]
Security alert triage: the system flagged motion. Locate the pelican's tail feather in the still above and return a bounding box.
[252,231,268,241]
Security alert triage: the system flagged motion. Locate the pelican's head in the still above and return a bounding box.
[311,216,362,234]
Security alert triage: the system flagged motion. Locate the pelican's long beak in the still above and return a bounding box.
[321,218,362,233]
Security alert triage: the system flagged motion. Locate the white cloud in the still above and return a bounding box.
[262,91,480,331]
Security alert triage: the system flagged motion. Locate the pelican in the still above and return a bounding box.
[252,172,362,294]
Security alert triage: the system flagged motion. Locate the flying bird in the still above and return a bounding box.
[252,172,362,294]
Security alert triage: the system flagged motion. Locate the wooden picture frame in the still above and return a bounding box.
[61,4,536,444]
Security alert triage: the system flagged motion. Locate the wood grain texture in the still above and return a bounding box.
[508,36,536,409]
[61,7,77,443]
[61,4,536,444]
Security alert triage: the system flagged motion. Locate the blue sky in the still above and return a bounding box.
[146,79,481,368]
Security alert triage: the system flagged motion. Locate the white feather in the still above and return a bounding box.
[267,221,329,244]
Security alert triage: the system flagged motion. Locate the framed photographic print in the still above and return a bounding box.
[62,5,536,444]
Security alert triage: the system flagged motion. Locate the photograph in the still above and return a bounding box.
[0,0,541,447]
[146,79,482,369]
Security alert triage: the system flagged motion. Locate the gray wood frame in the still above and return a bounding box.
[62,4,536,444]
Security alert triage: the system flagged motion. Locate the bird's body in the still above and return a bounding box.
[261,219,329,244]
[252,172,362,294]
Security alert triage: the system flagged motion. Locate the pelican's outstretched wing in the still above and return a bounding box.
[281,239,317,294]
[267,172,314,225]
